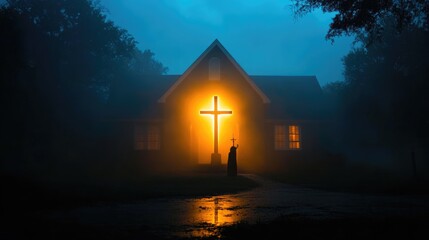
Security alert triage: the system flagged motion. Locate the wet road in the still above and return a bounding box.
[50,174,429,238]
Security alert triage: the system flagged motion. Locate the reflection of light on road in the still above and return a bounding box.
[193,196,243,226]
[181,195,248,238]
[214,198,219,224]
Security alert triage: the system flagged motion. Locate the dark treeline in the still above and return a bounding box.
[325,22,429,148]
[0,0,167,183]
[302,0,429,177]
[292,0,429,41]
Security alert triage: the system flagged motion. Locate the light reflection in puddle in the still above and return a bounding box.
[56,194,252,238]
[48,174,429,239]
[176,196,248,238]
[195,197,241,225]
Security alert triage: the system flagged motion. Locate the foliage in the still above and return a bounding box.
[0,0,166,179]
[292,0,429,41]
[293,1,429,171]
[324,20,429,149]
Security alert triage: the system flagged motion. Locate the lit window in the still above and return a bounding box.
[289,125,301,149]
[274,125,287,150]
[209,57,220,81]
[134,125,160,150]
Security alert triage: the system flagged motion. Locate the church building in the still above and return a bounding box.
[110,40,325,173]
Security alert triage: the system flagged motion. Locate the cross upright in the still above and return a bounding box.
[230,136,237,147]
[200,96,232,165]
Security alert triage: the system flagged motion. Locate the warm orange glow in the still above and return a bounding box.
[200,96,232,158]
[288,125,301,149]
[189,197,241,225]
[177,196,245,238]
[174,77,261,165]
[289,142,301,149]
[161,68,267,171]
[181,89,238,164]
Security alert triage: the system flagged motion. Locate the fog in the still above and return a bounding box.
[99,0,354,86]
[2,1,429,232]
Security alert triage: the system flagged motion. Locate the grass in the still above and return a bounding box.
[2,170,259,213]
[2,170,259,239]
[3,159,428,239]
[262,157,429,195]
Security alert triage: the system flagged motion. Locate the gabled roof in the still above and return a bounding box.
[107,75,179,120]
[108,74,324,120]
[158,39,270,103]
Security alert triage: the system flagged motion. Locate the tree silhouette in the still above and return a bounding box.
[292,0,429,42]
[0,0,167,179]
[323,20,429,154]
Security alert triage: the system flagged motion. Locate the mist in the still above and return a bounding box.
[99,0,353,86]
[2,0,429,239]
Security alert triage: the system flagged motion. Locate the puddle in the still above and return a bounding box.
[48,174,429,238]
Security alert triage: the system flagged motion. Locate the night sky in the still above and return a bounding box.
[99,0,354,86]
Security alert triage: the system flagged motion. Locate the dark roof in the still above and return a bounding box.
[108,74,324,120]
[251,75,324,119]
[107,75,179,120]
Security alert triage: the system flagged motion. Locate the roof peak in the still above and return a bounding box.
[158,39,270,103]
[208,38,225,50]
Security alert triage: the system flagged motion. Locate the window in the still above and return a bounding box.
[134,125,160,150]
[209,57,220,81]
[274,125,287,150]
[288,125,301,149]
[274,124,302,150]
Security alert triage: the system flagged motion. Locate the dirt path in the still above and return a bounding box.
[49,174,429,238]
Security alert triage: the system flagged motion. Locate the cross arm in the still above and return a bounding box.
[218,111,232,114]
[200,111,215,114]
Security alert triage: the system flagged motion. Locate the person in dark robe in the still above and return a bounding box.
[227,144,238,177]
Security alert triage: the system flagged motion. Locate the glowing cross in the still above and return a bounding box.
[200,96,232,162]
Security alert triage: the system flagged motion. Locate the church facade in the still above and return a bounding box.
[111,40,325,173]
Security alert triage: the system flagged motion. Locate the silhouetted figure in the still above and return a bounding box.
[227,144,238,177]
